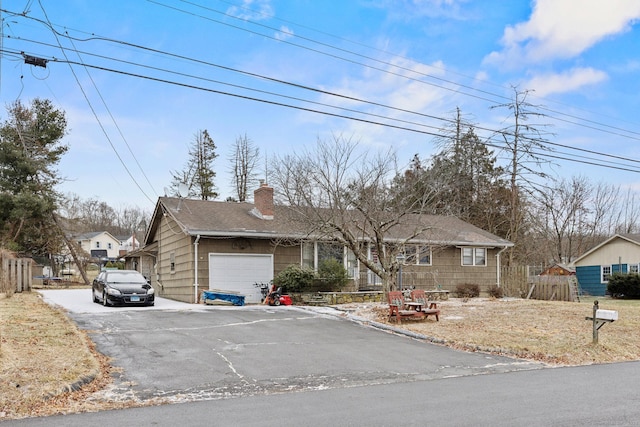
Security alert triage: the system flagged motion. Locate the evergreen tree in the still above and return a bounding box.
[171,129,219,200]
[426,126,509,236]
[0,99,68,255]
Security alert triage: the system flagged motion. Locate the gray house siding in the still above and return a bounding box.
[398,246,502,293]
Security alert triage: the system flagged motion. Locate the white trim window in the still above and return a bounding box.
[601,265,611,283]
[404,245,431,265]
[302,242,358,279]
[462,247,487,266]
[630,264,639,274]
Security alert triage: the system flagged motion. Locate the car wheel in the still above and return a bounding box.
[93,290,99,303]
[273,299,281,306]
[102,291,109,307]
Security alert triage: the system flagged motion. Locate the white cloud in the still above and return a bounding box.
[524,68,608,97]
[275,25,294,41]
[485,0,640,66]
[368,0,470,20]
[313,58,454,150]
[226,0,274,21]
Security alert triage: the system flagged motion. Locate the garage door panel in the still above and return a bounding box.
[209,254,273,303]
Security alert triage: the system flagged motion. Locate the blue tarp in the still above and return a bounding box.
[202,291,245,306]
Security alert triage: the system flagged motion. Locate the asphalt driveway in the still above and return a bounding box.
[38,289,546,404]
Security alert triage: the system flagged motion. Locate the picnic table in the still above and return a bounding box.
[409,289,440,321]
[388,291,426,323]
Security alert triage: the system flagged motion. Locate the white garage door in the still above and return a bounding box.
[208,253,273,303]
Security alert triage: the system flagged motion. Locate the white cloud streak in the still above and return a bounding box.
[226,0,274,21]
[524,68,608,97]
[485,0,640,65]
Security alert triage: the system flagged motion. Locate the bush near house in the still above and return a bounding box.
[315,258,350,292]
[607,273,640,299]
[274,261,350,293]
[488,285,504,299]
[454,283,481,298]
[273,264,316,293]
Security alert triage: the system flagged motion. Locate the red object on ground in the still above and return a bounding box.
[279,295,292,305]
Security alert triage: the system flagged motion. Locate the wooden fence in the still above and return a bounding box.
[0,256,33,294]
[500,265,579,302]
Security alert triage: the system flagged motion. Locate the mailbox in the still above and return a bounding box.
[596,309,618,321]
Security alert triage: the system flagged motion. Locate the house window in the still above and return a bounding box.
[462,247,487,266]
[630,264,639,274]
[404,245,431,265]
[601,265,611,283]
[96,241,101,249]
[301,242,357,278]
[170,252,175,273]
[107,243,112,250]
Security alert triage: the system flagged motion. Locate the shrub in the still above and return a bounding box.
[273,264,317,293]
[488,285,504,299]
[315,258,350,292]
[607,273,640,298]
[454,283,480,298]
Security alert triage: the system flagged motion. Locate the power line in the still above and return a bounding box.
[34,0,156,205]
[50,57,640,175]
[160,0,640,141]
[6,5,640,149]
[2,5,640,179]
[7,28,640,173]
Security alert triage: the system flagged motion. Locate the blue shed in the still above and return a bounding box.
[572,234,640,296]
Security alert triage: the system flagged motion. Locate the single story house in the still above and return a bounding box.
[572,233,640,296]
[127,184,513,304]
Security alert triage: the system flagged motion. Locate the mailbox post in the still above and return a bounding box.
[585,300,618,344]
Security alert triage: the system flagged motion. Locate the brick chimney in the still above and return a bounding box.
[253,181,274,220]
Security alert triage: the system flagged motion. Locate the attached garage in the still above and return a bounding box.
[208,253,273,303]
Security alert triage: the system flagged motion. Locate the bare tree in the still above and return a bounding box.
[530,176,592,264]
[491,86,554,264]
[229,134,260,202]
[270,134,439,292]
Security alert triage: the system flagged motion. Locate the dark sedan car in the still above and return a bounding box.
[92,269,155,306]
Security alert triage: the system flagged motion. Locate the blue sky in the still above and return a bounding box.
[1,0,640,210]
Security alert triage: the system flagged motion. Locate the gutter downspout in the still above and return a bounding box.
[496,246,509,287]
[194,235,201,303]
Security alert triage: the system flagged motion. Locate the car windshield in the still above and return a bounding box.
[107,272,147,284]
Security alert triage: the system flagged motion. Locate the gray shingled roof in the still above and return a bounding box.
[146,197,512,248]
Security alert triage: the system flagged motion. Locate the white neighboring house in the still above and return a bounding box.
[119,234,141,256]
[75,231,123,262]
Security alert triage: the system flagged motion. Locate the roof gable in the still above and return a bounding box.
[74,231,121,243]
[572,234,640,266]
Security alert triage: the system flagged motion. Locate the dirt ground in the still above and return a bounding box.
[1,291,639,420]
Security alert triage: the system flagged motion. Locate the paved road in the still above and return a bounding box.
[13,289,637,426]
[8,361,640,426]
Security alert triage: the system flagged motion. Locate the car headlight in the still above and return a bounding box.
[146,287,155,295]
[106,287,122,296]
